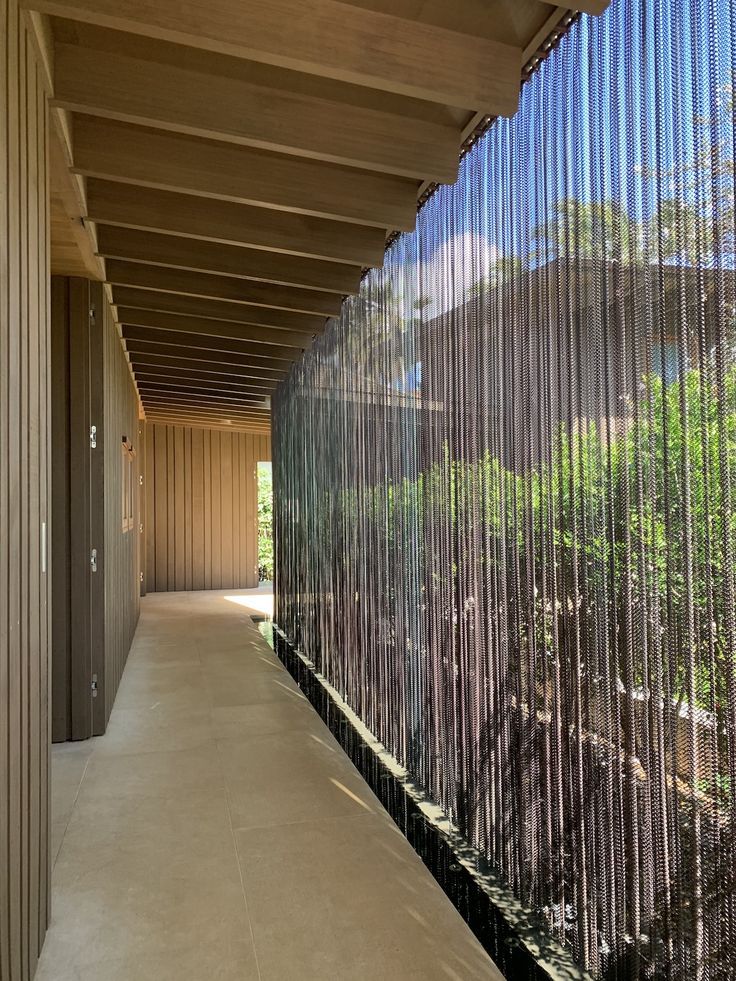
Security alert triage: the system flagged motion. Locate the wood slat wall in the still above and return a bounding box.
[50,279,71,743]
[101,286,141,724]
[0,1,51,978]
[50,277,93,742]
[145,423,271,592]
[50,280,140,738]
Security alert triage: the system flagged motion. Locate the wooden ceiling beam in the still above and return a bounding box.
[106,260,342,318]
[141,391,270,410]
[86,179,386,266]
[28,0,521,110]
[140,399,270,417]
[135,372,275,395]
[139,387,269,408]
[127,351,286,381]
[112,287,327,335]
[140,390,272,411]
[134,373,277,395]
[117,308,312,349]
[96,227,361,295]
[145,410,269,425]
[124,339,293,374]
[140,397,271,418]
[144,415,270,434]
[72,116,419,230]
[22,11,105,280]
[50,42,459,181]
[125,340,291,380]
[121,324,301,361]
[142,410,270,429]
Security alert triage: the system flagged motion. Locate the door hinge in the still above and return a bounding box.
[90,547,98,573]
[140,572,144,583]
[139,474,144,485]
[91,674,98,698]
[89,306,96,326]
[89,425,97,449]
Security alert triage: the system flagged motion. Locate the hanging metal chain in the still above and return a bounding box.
[272,1,736,976]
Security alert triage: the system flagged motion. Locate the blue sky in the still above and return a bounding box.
[396,0,735,277]
[325,0,735,393]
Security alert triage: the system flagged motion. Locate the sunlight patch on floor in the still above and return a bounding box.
[224,592,274,617]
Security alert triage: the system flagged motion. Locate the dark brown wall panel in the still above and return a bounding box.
[0,0,51,977]
[145,423,271,592]
[50,280,71,743]
[51,278,95,742]
[51,280,141,738]
[101,287,141,725]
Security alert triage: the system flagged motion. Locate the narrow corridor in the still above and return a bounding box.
[38,588,501,981]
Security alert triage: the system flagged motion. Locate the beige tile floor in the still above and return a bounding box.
[38,587,503,981]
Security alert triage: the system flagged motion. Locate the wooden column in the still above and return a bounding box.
[0,1,51,977]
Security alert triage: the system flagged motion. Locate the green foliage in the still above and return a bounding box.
[257,462,274,581]
[338,356,736,751]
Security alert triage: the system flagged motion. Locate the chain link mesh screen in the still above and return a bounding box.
[273,1,736,975]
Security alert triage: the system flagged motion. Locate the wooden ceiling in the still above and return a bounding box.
[27,0,609,434]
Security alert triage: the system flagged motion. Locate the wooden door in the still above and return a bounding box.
[51,277,104,740]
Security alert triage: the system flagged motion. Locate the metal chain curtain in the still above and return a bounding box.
[273,0,736,975]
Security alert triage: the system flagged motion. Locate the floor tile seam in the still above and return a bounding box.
[51,752,94,871]
[57,788,234,816]
[219,747,264,981]
[89,741,216,760]
[81,738,226,766]
[70,787,231,808]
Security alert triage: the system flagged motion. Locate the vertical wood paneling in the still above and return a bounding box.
[51,281,139,738]
[51,277,91,742]
[138,420,146,596]
[38,51,50,940]
[220,431,233,587]
[191,427,204,589]
[146,423,270,592]
[210,431,221,589]
[0,2,51,977]
[145,417,155,591]
[50,279,70,743]
[154,420,167,590]
[238,433,247,584]
[174,426,185,590]
[203,427,211,589]
[89,284,106,736]
[166,426,175,588]
[69,280,92,739]
[184,427,192,591]
[101,285,140,726]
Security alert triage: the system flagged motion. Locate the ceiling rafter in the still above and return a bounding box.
[106,261,343,318]
[52,40,460,181]
[111,287,327,335]
[25,0,522,109]
[87,180,387,266]
[96,226,362,295]
[117,308,314,349]
[28,0,610,432]
[71,116,421,228]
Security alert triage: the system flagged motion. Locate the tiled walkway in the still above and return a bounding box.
[38,588,502,981]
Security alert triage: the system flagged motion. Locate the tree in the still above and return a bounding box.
[257,462,274,581]
[531,197,644,264]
